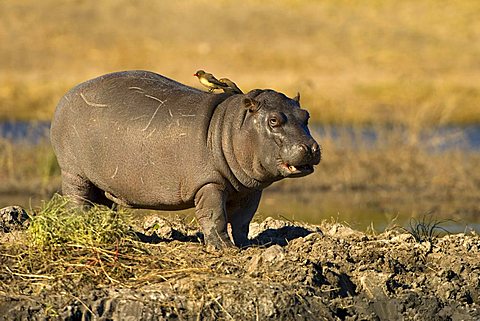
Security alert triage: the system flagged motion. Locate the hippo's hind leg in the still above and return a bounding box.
[227,191,262,247]
[61,170,114,208]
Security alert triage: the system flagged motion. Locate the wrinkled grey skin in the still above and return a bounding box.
[51,71,321,248]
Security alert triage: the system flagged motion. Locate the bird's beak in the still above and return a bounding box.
[193,74,197,76]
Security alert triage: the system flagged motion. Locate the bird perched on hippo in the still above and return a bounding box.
[194,70,244,94]
[193,70,228,93]
[50,70,321,249]
[219,78,243,94]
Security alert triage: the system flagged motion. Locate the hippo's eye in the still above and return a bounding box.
[269,116,281,128]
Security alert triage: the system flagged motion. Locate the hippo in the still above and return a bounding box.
[50,71,321,248]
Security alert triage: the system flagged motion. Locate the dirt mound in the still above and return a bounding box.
[1,214,479,320]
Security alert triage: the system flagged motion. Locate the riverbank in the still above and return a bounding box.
[1,200,479,320]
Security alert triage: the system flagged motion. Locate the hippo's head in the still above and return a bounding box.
[228,90,321,186]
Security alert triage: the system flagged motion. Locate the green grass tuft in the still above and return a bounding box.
[28,194,135,250]
[407,214,452,243]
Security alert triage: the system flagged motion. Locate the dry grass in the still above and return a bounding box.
[1,195,202,288]
[0,195,248,316]
[312,126,479,191]
[27,195,133,250]
[0,0,479,125]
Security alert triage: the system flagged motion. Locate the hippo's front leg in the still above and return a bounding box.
[194,183,234,249]
[227,191,262,247]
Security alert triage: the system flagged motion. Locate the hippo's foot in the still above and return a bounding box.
[203,228,235,250]
[232,237,251,249]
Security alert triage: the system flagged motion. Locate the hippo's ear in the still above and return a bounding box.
[293,92,300,103]
[243,98,261,112]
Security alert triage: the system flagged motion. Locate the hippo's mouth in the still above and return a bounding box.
[278,163,314,178]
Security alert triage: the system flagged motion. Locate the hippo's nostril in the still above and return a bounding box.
[299,143,310,153]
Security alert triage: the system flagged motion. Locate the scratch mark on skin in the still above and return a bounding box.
[146,128,156,138]
[168,109,173,118]
[144,94,166,104]
[140,177,144,185]
[72,125,80,138]
[142,106,160,131]
[129,86,144,92]
[179,133,187,137]
[181,114,196,117]
[132,115,148,121]
[142,94,166,131]
[111,166,118,179]
[80,93,108,107]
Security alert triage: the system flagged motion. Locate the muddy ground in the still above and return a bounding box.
[1,212,479,321]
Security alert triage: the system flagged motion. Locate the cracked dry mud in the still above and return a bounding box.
[1,215,479,320]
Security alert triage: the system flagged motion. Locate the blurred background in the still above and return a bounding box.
[1,0,479,232]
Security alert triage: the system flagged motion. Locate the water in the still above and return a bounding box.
[464,126,480,149]
[0,120,50,144]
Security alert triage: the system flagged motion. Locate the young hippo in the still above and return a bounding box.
[51,71,321,248]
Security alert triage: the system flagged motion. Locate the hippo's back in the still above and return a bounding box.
[69,70,202,99]
[51,70,207,163]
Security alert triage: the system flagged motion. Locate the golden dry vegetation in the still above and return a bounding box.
[0,0,479,125]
